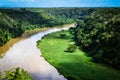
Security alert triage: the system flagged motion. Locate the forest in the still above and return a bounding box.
[0,8,76,46]
[69,8,120,69]
[0,8,96,46]
[0,8,120,80]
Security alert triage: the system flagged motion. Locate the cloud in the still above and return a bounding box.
[9,0,35,2]
[0,0,119,7]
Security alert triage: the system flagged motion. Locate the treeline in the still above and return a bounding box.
[0,8,76,46]
[70,8,120,69]
[42,8,94,21]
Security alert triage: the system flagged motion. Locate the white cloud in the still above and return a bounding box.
[9,0,36,2]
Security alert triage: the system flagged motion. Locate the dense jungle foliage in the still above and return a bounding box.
[0,8,76,46]
[69,8,120,69]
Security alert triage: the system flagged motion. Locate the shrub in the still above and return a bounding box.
[0,67,33,80]
[65,44,77,53]
[59,34,67,38]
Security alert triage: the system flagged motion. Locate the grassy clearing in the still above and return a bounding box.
[38,30,120,80]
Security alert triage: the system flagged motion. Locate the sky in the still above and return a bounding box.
[0,0,120,7]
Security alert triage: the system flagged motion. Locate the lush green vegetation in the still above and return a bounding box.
[0,8,95,46]
[1,8,120,79]
[0,67,32,80]
[70,8,120,69]
[38,30,120,80]
[39,8,94,21]
[0,8,77,46]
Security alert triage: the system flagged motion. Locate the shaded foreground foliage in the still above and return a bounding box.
[69,8,120,69]
[0,67,32,80]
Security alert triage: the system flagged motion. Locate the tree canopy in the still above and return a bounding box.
[70,8,120,69]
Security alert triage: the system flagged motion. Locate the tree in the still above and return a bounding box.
[0,67,33,80]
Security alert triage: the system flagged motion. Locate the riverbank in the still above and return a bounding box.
[0,24,75,57]
[38,30,120,80]
[0,24,75,80]
[0,28,48,57]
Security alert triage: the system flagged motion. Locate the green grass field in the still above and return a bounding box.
[38,30,120,80]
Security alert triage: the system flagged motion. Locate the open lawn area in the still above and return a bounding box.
[38,30,120,80]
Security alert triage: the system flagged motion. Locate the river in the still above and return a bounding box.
[0,24,75,80]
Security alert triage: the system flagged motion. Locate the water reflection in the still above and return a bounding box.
[0,24,75,80]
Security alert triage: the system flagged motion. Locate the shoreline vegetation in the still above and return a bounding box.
[38,30,120,80]
[0,23,75,57]
[0,8,75,46]
[0,26,74,80]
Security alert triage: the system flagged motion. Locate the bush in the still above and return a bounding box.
[65,44,77,53]
[0,67,33,80]
[59,34,67,38]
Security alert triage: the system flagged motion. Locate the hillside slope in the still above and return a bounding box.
[0,8,76,46]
